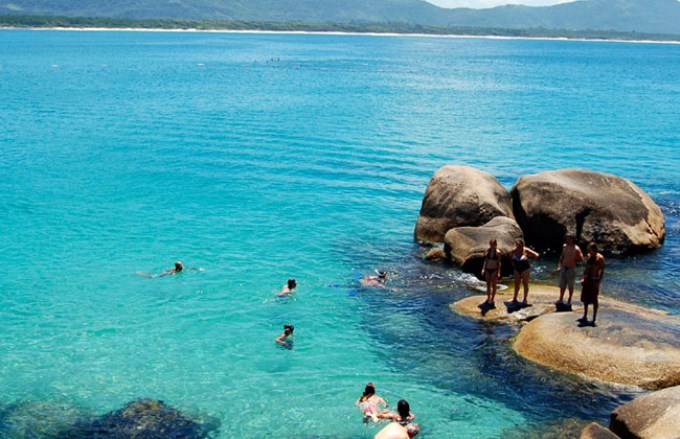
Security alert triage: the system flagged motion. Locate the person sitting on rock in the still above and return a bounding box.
[579,242,605,326]
[481,238,502,308]
[510,238,539,307]
[556,234,584,307]
[277,278,297,296]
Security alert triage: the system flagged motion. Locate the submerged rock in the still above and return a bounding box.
[609,385,680,439]
[444,216,523,277]
[61,398,217,439]
[511,168,665,255]
[414,165,513,243]
[0,400,89,439]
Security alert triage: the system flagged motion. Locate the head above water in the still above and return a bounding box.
[287,279,297,289]
[406,423,420,438]
[362,382,376,397]
[283,323,294,335]
[397,399,410,419]
[377,271,387,279]
[175,261,184,271]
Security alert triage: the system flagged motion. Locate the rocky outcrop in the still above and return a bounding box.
[451,284,565,323]
[580,422,620,439]
[513,301,680,390]
[609,385,680,439]
[414,165,513,243]
[443,216,523,277]
[511,169,665,255]
[62,399,218,439]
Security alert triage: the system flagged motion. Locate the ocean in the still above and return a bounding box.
[0,29,679,438]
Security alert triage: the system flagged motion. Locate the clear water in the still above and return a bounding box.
[1,30,679,438]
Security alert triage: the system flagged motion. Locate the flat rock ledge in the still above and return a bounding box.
[452,285,680,389]
[451,284,564,323]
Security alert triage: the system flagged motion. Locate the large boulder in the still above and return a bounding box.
[61,399,218,439]
[513,302,680,390]
[415,165,513,243]
[443,216,523,277]
[580,422,620,439]
[609,385,680,439]
[511,169,665,255]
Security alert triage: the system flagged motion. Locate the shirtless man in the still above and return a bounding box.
[374,422,420,439]
[277,279,297,296]
[579,242,606,326]
[556,235,584,305]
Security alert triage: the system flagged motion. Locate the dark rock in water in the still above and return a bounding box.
[0,400,89,439]
[414,165,513,243]
[609,385,680,439]
[580,422,620,439]
[443,216,523,277]
[511,168,665,255]
[60,398,218,439]
[423,247,447,261]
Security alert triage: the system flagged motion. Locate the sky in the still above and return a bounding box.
[425,0,574,8]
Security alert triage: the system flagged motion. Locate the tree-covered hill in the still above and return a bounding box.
[1,0,679,34]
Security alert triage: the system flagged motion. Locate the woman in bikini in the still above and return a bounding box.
[510,238,539,306]
[481,238,502,308]
[356,382,389,422]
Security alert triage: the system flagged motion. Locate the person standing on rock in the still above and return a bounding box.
[579,242,605,326]
[481,238,502,308]
[510,238,539,307]
[556,235,584,307]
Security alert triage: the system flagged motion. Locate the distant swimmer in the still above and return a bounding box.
[276,279,298,297]
[275,323,295,348]
[374,422,420,439]
[361,271,388,288]
[136,261,203,278]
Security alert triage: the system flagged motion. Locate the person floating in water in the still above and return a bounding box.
[510,239,539,307]
[578,242,605,327]
[275,323,295,348]
[276,279,297,297]
[136,261,203,278]
[374,422,420,439]
[481,238,502,308]
[361,271,388,288]
[556,234,584,307]
[374,400,419,439]
[356,382,389,423]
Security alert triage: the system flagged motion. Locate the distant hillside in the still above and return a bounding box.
[1,0,679,34]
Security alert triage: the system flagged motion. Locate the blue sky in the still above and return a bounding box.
[425,0,573,8]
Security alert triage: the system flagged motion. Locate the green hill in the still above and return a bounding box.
[1,0,679,34]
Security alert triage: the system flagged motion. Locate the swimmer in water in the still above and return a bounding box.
[361,271,388,288]
[136,261,203,278]
[275,323,295,348]
[276,279,297,296]
[374,422,420,439]
[356,382,389,422]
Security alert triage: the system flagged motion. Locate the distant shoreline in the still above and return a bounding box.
[3,26,680,45]
[1,15,679,44]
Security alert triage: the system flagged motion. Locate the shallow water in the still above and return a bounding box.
[0,30,679,438]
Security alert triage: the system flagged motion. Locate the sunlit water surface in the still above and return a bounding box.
[1,30,679,438]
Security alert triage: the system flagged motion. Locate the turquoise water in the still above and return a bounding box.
[1,30,679,438]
